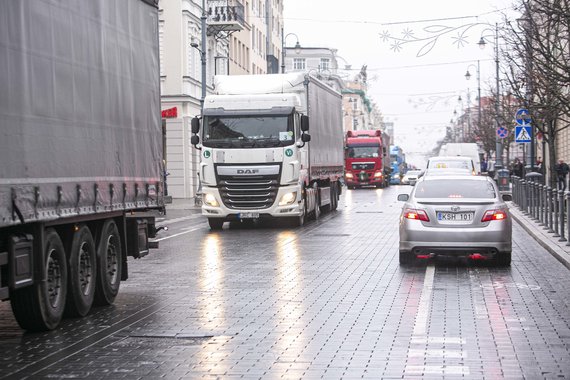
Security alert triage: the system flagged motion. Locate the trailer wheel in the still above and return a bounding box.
[11,229,68,331]
[208,218,224,230]
[94,220,122,306]
[65,225,96,317]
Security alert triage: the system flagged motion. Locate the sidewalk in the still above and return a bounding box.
[509,202,570,270]
[165,197,202,211]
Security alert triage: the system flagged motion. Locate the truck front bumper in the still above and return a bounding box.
[201,185,304,220]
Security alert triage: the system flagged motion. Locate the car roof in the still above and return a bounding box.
[420,174,491,182]
[428,156,473,161]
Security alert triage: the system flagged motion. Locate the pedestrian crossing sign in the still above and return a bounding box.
[515,125,532,143]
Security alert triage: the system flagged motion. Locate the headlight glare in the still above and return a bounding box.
[204,193,219,207]
[279,191,297,206]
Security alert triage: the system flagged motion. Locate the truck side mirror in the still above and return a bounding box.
[301,115,309,132]
[191,135,200,146]
[191,117,200,134]
[301,134,311,143]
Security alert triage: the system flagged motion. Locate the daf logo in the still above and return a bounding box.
[451,205,460,212]
[237,169,259,175]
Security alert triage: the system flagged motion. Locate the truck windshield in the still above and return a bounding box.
[346,145,380,158]
[202,115,294,148]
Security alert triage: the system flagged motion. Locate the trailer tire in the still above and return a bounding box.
[94,220,122,306]
[11,229,68,331]
[65,225,96,317]
[208,218,224,230]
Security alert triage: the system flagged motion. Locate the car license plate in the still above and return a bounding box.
[239,212,259,219]
[437,211,473,221]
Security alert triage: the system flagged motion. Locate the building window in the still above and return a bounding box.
[293,58,305,70]
[320,58,330,72]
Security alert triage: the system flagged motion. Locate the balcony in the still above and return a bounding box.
[207,0,245,36]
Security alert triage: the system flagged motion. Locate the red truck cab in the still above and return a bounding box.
[344,130,390,189]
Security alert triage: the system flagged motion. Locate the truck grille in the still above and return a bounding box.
[352,162,375,170]
[218,176,279,209]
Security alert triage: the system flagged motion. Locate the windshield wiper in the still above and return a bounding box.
[252,137,282,147]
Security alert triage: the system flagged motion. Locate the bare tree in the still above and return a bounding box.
[502,0,570,185]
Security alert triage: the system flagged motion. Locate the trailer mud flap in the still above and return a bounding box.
[6,235,34,296]
[126,218,149,258]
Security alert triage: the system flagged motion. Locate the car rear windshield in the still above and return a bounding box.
[414,179,496,199]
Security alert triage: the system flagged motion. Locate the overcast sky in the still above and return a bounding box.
[283,0,518,167]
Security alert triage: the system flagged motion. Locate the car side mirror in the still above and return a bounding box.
[301,115,309,132]
[191,117,200,134]
[502,193,512,202]
[397,194,409,202]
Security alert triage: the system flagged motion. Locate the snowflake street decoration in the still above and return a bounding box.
[379,22,492,57]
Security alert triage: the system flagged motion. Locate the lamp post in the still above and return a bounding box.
[191,0,207,110]
[465,60,481,143]
[478,23,503,170]
[281,29,301,73]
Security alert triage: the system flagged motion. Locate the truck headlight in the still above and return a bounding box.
[279,191,297,206]
[203,193,219,207]
[374,171,383,178]
[345,172,354,179]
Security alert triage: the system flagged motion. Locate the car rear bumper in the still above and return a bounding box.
[399,221,512,254]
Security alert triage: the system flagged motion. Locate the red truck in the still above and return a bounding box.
[344,130,391,189]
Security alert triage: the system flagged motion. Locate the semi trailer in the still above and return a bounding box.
[0,0,164,331]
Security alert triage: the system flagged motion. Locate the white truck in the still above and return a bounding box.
[191,73,345,229]
[439,143,482,175]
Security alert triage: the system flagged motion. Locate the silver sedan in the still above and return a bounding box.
[397,175,512,266]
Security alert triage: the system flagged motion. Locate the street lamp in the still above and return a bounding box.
[281,29,301,73]
[478,23,503,171]
[190,41,207,109]
[465,60,482,144]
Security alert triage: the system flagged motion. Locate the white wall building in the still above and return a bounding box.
[159,0,282,199]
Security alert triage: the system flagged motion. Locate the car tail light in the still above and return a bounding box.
[481,209,507,222]
[403,208,430,221]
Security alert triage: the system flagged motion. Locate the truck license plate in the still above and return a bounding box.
[437,212,473,221]
[239,212,259,219]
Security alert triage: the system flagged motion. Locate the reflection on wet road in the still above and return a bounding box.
[1,186,570,378]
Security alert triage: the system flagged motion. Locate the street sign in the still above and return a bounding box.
[515,108,532,126]
[515,125,532,143]
[497,127,509,139]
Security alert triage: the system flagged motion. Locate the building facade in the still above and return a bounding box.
[159,0,283,199]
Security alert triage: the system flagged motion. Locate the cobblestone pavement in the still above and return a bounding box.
[1,186,570,379]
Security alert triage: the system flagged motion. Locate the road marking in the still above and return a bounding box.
[406,366,470,375]
[409,349,467,358]
[410,337,466,345]
[156,214,204,226]
[154,226,203,241]
[413,263,435,336]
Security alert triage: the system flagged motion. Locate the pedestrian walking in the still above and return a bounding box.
[487,157,496,179]
[512,158,524,178]
[555,158,569,191]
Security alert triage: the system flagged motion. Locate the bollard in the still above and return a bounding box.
[554,189,560,237]
[566,191,570,246]
[559,190,566,242]
[538,183,546,226]
[521,179,528,215]
[544,186,556,232]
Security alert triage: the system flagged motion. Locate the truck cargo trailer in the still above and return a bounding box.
[0,0,164,331]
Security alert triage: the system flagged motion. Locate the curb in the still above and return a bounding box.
[509,203,570,271]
